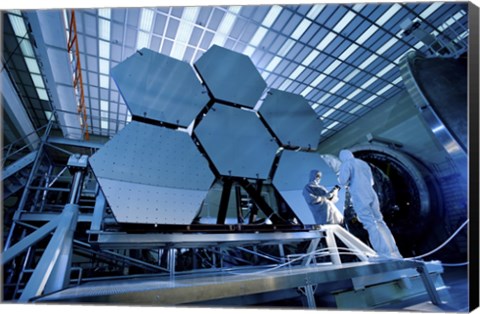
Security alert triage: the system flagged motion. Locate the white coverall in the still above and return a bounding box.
[338,149,402,259]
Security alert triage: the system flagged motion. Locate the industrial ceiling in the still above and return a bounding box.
[2,2,469,143]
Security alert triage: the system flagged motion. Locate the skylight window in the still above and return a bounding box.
[376,37,398,54]
[356,24,378,45]
[265,56,282,72]
[37,88,49,101]
[311,73,326,86]
[289,66,305,80]
[302,50,320,66]
[307,4,325,20]
[100,100,109,111]
[420,2,443,19]
[262,5,282,27]
[101,120,109,129]
[99,74,110,89]
[25,57,41,74]
[99,18,111,40]
[338,44,359,60]
[316,32,336,50]
[98,8,111,19]
[301,86,314,97]
[343,69,360,81]
[323,60,341,75]
[375,63,396,77]
[350,104,363,114]
[9,14,27,36]
[377,83,394,95]
[279,79,292,90]
[291,20,312,40]
[322,108,335,118]
[249,27,268,47]
[136,31,150,50]
[99,40,110,59]
[346,89,361,100]
[358,54,377,70]
[19,40,35,58]
[31,74,45,89]
[392,76,403,85]
[326,121,339,129]
[363,94,377,105]
[139,8,155,32]
[99,59,110,75]
[277,39,295,57]
[360,77,378,89]
[312,103,320,110]
[333,11,356,33]
[327,81,346,95]
[211,8,239,47]
[333,99,348,109]
[376,4,402,27]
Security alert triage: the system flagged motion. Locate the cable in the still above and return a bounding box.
[441,262,468,267]
[405,219,469,260]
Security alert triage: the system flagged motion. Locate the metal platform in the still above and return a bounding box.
[35,259,446,309]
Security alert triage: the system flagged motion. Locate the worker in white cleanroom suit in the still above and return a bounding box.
[338,149,402,259]
[303,170,344,225]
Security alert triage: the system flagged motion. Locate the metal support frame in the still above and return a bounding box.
[239,178,283,224]
[217,178,233,224]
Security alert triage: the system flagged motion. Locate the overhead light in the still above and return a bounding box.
[329,81,346,94]
[333,11,356,33]
[343,69,360,81]
[349,104,363,114]
[99,40,110,59]
[9,14,27,36]
[99,59,110,75]
[377,83,394,95]
[346,89,361,100]
[420,2,443,19]
[311,73,326,86]
[139,8,155,31]
[278,39,295,57]
[358,54,377,70]
[377,4,402,27]
[279,79,292,90]
[301,86,314,97]
[265,56,282,72]
[101,111,109,118]
[291,19,312,40]
[289,65,305,80]
[363,94,377,105]
[352,4,366,12]
[302,49,320,66]
[316,32,336,50]
[19,40,35,57]
[211,11,237,46]
[99,74,110,89]
[376,37,398,55]
[360,77,377,89]
[8,9,22,16]
[127,112,132,122]
[323,60,341,75]
[37,88,49,101]
[335,99,349,109]
[392,76,403,85]
[326,121,339,129]
[44,110,54,120]
[307,4,325,20]
[31,73,45,89]
[356,24,378,45]
[24,57,40,74]
[438,10,467,32]
[98,8,111,19]
[249,27,268,47]
[338,44,358,60]
[171,7,200,60]
[322,108,335,118]
[375,63,396,77]
[99,18,111,41]
[136,31,150,50]
[101,120,109,129]
[244,46,255,57]
[262,5,282,27]
[311,103,320,110]
[100,100,109,111]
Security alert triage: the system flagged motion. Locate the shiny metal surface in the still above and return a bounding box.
[92,230,325,249]
[36,260,444,306]
[272,150,345,224]
[259,89,323,150]
[111,48,209,127]
[89,121,215,224]
[194,103,278,179]
[194,45,266,108]
[399,51,467,184]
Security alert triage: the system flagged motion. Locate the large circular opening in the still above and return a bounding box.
[347,145,440,256]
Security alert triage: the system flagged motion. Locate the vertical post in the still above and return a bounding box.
[168,248,176,280]
[303,284,316,309]
[325,229,341,265]
[90,191,106,232]
[416,264,442,305]
[234,185,244,224]
[302,238,321,266]
[217,178,233,224]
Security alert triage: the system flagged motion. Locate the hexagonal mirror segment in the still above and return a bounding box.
[194,103,279,179]
[194,45,266,109]
[111,48,210,128]
[89,121,215,224]
[259,89,323,150]
[272,150,345,224]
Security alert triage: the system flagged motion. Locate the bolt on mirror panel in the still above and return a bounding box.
[111,48,209,127]
[89,121,215,224]
[259,89,324,150]
[194,103,279,179]
[194,45,267,108]
[272,150,345,224]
